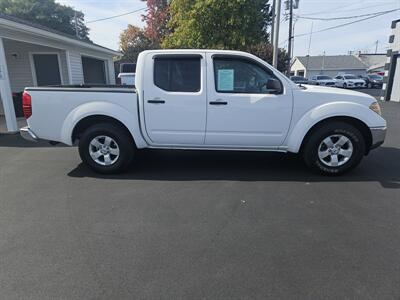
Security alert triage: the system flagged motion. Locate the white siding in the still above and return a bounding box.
[3,39,68,91]
[68,51,84,84]
[290,59,306,76]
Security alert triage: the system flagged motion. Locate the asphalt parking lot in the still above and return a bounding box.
[354,87,384,98]
[0,100,399,299]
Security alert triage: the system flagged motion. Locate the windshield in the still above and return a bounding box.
[317,76,332,80]
[344,75,357,79]
[368,75,382,79]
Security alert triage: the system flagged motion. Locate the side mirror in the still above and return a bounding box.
[266,78,282,94]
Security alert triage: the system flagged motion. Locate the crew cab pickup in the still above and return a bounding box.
[20,49,387,175]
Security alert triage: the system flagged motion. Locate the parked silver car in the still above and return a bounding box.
[309,75,336,87]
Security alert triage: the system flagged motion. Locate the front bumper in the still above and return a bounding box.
[372,82,383,88]
[322,82,336,86]
[347,83,366,88]
[370,126,386,150]
[20,126,39,142]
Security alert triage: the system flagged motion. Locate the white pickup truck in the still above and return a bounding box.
[20,49,386,175]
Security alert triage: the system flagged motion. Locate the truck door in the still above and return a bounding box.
[205,54,293,147]
[143,53,206,145]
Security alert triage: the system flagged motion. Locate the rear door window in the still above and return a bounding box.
[154,57,201,92]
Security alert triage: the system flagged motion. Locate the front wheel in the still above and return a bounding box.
[78,123,135,174]
[302,122,365,175]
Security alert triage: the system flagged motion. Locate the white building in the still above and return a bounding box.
[0,13,120,132]
[383,19,400,102]
[291,55,368,78]
[356,53,387,74]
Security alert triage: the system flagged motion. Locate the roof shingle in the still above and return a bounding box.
[295,55,367,70]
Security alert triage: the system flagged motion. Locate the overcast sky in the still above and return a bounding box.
[57,0,400,57]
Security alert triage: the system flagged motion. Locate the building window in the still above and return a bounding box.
[32,54,62,86]
[82,56,107,84]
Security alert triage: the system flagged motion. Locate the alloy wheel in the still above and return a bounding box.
[318,134,353,167]
[89,135,120,166]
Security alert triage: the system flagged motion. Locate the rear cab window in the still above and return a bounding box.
[154,56,201,92]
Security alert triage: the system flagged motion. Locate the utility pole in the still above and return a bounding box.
[287,0,294,75]
[272,0,281,68]
[74,11,79,38]
[375,40,379,54]
[305,22,313,77]
[271,0,276,46]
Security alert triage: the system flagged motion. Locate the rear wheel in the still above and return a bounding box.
[302,122,365,175]
[343,83,347,89]
[78,123,135,174]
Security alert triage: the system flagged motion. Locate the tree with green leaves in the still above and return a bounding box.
[0,0,90,40]
[119,24,153,62]
[248,43,289,72]
[162,0,270,50]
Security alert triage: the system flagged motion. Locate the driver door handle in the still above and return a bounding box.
[209,101,228,105]
[148,99,165,104]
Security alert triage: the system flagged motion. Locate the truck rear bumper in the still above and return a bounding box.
[20,126,39,142]
[370,126,386,150]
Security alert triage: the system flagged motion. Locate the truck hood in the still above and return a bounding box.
[298,84,376,106]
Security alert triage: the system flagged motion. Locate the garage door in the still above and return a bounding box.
[82,56,106,84]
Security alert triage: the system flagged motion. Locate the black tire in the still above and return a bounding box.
[78,123,135,174]
[302,122,365,175]
[343,83,347,89]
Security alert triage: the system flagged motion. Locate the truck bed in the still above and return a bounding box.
[24,85,138,145]
[25,84,136,92]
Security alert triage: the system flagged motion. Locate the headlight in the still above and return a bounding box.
[348,81,354,84]
[369,101,382,116]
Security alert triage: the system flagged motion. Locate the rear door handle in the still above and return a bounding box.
[209,101,228,105]
[147,99,165,104]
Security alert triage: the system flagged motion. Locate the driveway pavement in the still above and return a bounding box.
[354,87,384,99]
[0,101,399,299]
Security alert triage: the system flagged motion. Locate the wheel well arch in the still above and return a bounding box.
[299,116,372,154]
[71,115,135,145]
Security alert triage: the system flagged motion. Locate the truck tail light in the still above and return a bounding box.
[22,91,32,119]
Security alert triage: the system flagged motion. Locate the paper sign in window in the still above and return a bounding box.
[217,69,234,91]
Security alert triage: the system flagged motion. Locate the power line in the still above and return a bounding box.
[279,8,397,46]
[299,2,360,16]
[300,2,398,16]
[86,7,146,24]
[294,9,398,39]
[297,8,399,21]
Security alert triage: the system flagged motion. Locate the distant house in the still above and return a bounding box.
[291,55,368,78]
[356,53,387,74]
[382,19,400,102]
[0,13,121,132]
